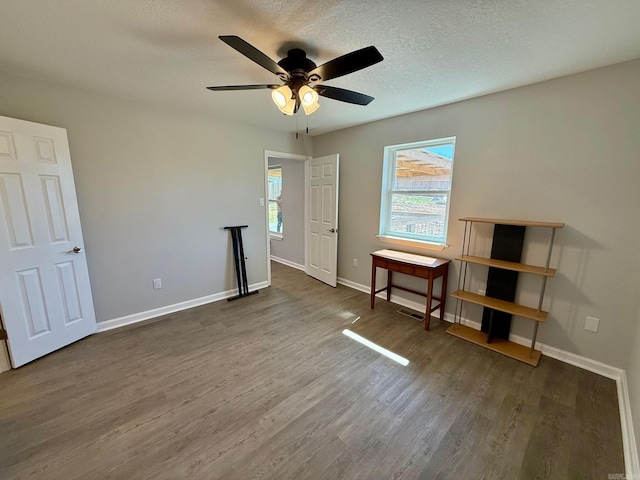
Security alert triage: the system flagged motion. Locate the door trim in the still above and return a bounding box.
[263,150,311,286]
[0,308,10,372]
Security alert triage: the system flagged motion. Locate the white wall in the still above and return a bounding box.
[268,157,305,267]
[0,70,309,324]
[314,59,640,369]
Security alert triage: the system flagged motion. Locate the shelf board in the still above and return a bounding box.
[455,255,557,277]
[459,217,565,229]
[445,324,541,366]
[451,290,547,322]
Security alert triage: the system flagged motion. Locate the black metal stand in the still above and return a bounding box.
[224,225,258,301]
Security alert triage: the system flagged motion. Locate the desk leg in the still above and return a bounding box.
[425,271,434,331]
[386,271,392,301]
[370,264,376,309]
[440,266,448,322]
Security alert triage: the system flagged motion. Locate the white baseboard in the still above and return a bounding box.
[270,256,305,271]
[96,281,269,333]
[337,275,638,476]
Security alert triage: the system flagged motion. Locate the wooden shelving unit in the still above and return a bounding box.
[446,217,563,366]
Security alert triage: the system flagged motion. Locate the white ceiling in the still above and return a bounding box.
[1,0,640,136]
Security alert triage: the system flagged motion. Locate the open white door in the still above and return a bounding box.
[0,116,97,368]
[305,154,339,287]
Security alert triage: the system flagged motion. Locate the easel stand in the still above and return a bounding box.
[224,225,258,301]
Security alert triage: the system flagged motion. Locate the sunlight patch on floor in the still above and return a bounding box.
[342,329,409,366]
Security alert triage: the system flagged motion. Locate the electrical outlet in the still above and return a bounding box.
[352,258,358,267]
[478,289,486,296]
[585,316,599,333]
[153,278,162,290]
[259,197,265,207]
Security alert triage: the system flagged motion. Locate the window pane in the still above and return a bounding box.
[268,167,283,234]
[393,146,453,191]
[389,193,448,239]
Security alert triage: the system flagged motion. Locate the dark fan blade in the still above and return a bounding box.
[308,46,383,82]
[219,36,290,80]
[314,85,374,105]
[206,84,280,91]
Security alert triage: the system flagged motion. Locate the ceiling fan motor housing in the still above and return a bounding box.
[277,49,317,77]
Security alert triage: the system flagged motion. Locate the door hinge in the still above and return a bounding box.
[0,329,7,340]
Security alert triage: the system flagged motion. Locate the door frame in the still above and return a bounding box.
[0,308,11,372]
[263,150,311,286]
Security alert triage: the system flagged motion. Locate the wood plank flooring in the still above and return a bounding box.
[0,262,625,479]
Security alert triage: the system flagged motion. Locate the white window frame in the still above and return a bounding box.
[378,136,456,249]
[268,165,283,239]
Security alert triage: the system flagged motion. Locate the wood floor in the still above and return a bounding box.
[0,262,624,479]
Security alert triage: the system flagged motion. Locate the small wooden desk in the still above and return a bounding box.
[370,250,451,331]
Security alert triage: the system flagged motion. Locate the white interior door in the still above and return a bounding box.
[0,116,96,368]
[306,154,339,287]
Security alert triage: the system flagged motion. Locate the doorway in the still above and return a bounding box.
[263,150,340,288]
[264,151,309,285]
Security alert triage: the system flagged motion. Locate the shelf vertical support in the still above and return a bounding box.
[454,220,470,326]
[543,228,557,272]
[531,322,539,353]
[536,227,557,315]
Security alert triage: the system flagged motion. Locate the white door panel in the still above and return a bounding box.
[305,154,339,287]
[0,116,96,368]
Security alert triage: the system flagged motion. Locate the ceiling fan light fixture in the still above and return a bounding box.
[299,85,319,116]
[272,85,296,115]
[299,85,319,107]
[303,102,320,115]
[278,101,296,115]
[272,85,292,107]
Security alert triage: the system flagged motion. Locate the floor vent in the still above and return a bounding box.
[397,308,424,321]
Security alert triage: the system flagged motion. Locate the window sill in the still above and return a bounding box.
[270,233,283,241]
[377,235,448,252]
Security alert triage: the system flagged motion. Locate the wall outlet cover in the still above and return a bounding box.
[585,316,599,333]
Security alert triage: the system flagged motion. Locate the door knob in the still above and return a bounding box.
[326,228,337,233]
[68,246,83,254]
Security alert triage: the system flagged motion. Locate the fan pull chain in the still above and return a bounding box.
[306,115,309,134]
[296,115,299,139]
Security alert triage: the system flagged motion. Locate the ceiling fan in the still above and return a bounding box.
[207,36,383,115]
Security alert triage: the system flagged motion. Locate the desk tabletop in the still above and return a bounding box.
[371,249,450,268]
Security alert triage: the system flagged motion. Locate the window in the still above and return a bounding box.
[379,137,455,246]
[268,166,283,235]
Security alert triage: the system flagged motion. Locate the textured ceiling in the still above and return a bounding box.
[1,0,640,135]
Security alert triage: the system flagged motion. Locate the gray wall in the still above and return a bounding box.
[268,157,305,267]
[314,58,640,370]
[0,70,309,323]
